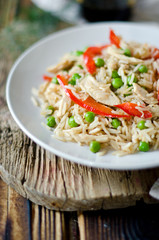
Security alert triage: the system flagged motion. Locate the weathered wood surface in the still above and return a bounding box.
[1,178,159,240]
[0,178,79,240]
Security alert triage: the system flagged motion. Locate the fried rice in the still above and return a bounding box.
[32,29,159,156]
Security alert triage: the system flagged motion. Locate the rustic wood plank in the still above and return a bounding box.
[0,181,31,240]
[62,212,79,240]
[0,178,8,239]
[78,213,86,240]
[55,212,63,240]
[2,187,159,240]
[31,204,40,240]
[31,204,68,240]
[6,186,31,240]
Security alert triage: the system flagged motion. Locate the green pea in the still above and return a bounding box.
[47,116,56,128]
[72,73,81,80]
[73,50,84,56]
[138,65,148,73]
[47,105,54,115]
[124,49,131,57]
[84,112,95,123]
[112,70,120,78]
[139,141,149,152]
[112,78,124,89]
[69,73,81,85]
[127,75,138,86]
[95,58,105,67]
[68,79,76,85]
[89,141,101,153]
[111,118,121,129]
[68,116,79,128]
[137,120,147,130]
[77,64,83,69]
[52,77,59,85]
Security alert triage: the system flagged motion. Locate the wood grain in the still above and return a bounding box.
[1,179,159,240]
[0,179,80,240]
[0,179,31,239]
[0,179,8,239]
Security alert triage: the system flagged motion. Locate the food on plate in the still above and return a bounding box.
[32,29,159,156]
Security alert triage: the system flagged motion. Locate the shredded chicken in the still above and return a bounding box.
[79,75,120,106]
[148,105,159,117]
[133,83,158,104]
[47,59,75,73]
[107,47,144,64]
[120,40,151,59]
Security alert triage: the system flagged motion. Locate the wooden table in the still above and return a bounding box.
[1,1,159,239]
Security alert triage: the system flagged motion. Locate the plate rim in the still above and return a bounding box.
[6,21,159,170]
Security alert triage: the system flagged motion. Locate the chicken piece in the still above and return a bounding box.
[47,59,74,74]
[147,105,159,118]
[133,83,158,104]
[79,75,120,106]
[120,41,151,59]
[57,94,71,117]
[106,56,118,74]
[38,81,50,95]
[107,47,144,64]
[69,65,84,75]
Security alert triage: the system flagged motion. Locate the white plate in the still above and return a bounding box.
[6,22,159,170]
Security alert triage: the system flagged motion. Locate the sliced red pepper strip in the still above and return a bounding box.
[43,75,52,81]
[109,29,120,48]
[83,54,96,75]
[144,48,159,60]
[115,103,152,119]
[84,46,102,56]
[83,47,102,75]
[100,44,110,50]
[57,74,130,118]
[83,45,109,74]
[151,48,159,59]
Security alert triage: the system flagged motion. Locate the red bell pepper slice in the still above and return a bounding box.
[145,48,159,60]
[43,75,52,81]
[83,53,96,75]
[109,29,120,48]
[115,103,152,119]
[57,74,130,118]
[83,45,109,75]
[151,48,159,60]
